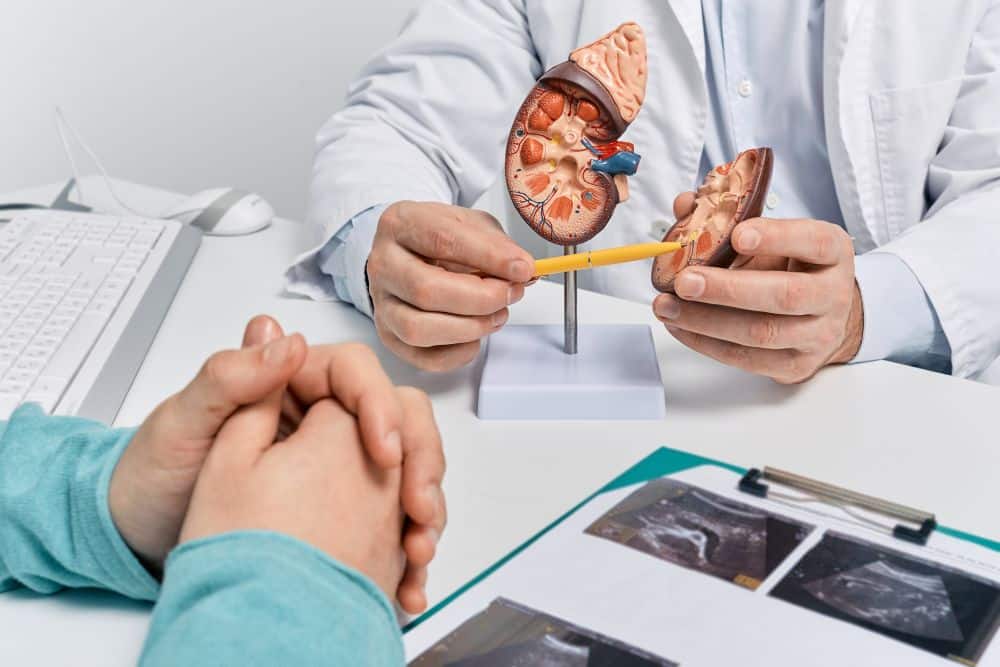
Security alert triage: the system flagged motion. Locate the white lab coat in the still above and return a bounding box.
[308,0,1000,378]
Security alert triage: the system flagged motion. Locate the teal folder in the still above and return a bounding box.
[405,445,1000,634]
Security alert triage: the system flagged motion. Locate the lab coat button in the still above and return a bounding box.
[651,219,671,239]
[737,79,753,97]
[766,193,779,209]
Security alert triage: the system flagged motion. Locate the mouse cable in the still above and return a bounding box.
[54,107,195,221]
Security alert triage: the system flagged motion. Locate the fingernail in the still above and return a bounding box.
[385,430,402,463]
[737,228,761,251]
[508,259,532,282]
[655,295,680,320]
[492,309,509,328]
[262,336,293,365]
[675,271,706,298]
[245,316,280,346]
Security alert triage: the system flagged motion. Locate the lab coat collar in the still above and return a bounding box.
[665,0,706,75]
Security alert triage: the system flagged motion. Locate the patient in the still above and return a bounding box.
[0,315,445,665]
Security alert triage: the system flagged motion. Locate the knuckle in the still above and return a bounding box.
[483,283,509,313]
[778,279,808,313]
[748,318,781,348]
[408,281,435,308]
[395,315,426,347]
[777,355,812,384]
[719,275,742,304]
[422,342,480,373]
[383,201,408,229]
[201,352,230,387]
[340,342,379,367]
[397,385,432,411]
[416,351,449,373]
[721,341,749,366]
[429,228,458,259]
[365,252,384,284]
[815,225,848,263]
[813,232,836,264]
[814,324,840,351]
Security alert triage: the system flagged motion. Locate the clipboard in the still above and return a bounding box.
[405,445,1000,641]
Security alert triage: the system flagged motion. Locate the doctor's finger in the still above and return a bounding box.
[376,244,523,315]
[390,202,534,282]
[674,267,826,315]
[733,218,852,266]
[381,294,507,348]
[672,191,696,221]
[375,322,482,373]
[654,295,815,350]
[665,327,811,384]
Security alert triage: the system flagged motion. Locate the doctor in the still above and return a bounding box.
[288,1,1000,382]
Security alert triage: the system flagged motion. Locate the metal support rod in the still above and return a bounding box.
[563,244,578,355]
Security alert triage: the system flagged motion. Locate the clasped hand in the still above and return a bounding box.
[109,315,445,613]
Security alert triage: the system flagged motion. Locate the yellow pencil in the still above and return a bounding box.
[533,241,685,277]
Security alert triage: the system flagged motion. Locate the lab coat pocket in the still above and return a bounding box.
[868,78,962,237]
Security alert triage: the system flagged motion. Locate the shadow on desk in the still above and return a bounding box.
[661,352,801,414]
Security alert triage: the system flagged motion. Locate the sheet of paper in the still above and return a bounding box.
[404,465,1000,666]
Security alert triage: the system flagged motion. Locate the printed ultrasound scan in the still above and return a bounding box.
[585,478,814,589]
[409,597,676,666]
[770,532,1000,664]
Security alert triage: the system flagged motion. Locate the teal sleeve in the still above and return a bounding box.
[140,531,404,666]
[0,404,159,600]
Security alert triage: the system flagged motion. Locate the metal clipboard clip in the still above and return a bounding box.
[738,467,937,546]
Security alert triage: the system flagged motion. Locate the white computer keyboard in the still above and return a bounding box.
[0,210,199,421]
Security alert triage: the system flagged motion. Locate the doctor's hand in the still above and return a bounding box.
[653,194,864,384]
[367,201,535,372]
[178,395,406,602]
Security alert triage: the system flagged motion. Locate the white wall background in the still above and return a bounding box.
[1,0,420,220]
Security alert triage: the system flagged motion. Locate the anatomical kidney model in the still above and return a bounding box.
[651,147,774,294]
[505,23,648,246]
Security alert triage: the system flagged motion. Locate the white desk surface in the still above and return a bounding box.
[1,179,998,665]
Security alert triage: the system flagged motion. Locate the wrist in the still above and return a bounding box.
[832,281,864,364]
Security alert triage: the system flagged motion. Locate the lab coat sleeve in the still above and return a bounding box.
[871,1,1000,378]
[139,531,403,666]
[291,0,542,309]
[0,404,159,600]
[852,252,951,372]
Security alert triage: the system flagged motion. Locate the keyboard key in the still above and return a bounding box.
[13,357,45,374]
[32,375,69,396]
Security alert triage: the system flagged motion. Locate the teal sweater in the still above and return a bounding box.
[0,404,404,665]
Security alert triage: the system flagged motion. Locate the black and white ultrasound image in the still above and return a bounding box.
[409,598,676,667]
[770,532,1000,663]
[584,478,813,589]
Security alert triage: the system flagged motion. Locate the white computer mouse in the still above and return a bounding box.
[162,187,275,236]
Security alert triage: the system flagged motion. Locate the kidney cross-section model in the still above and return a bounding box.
[505,23,648,246]
[652,147,774,293]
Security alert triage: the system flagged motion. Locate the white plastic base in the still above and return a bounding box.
[476,324,666,420]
